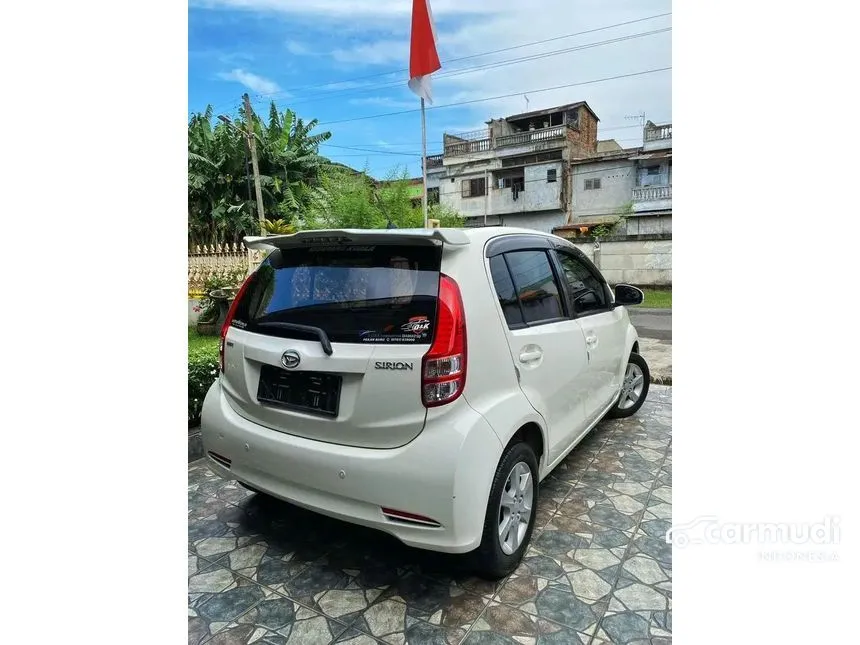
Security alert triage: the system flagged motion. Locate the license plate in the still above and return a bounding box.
[257,364,342,417]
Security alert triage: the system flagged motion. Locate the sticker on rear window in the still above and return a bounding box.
[359,315,431,343]
[401,315,431,336]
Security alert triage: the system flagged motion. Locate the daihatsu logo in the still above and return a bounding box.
[281,350,301,370]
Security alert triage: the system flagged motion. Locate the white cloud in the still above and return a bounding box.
[428,1,672,139]
[202,0,672,138]
[192,0,495,19]
[286,41,313,55]
[331,40,407,66]
[217,68,282,94]
[349,96,416,109]
[319,81,368,91]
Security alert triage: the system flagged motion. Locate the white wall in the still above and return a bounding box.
[570,238,672,286]
[624,214,672,235]
[502,211,566,234]
[441,162,563,220]
[492,162,562,215]
[571,159,636,220]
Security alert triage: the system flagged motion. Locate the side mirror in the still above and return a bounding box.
[614,284,644,306]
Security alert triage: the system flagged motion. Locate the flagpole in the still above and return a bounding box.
[420,97,429,228]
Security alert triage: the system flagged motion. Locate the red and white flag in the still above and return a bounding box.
[408,0,441,103]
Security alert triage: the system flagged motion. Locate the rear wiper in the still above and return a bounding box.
[256,322,334,356]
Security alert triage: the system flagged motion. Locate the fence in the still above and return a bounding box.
[187,243,265,298]
[565,235,672,286]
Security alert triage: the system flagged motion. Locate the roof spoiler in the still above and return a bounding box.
[244,228,470,250]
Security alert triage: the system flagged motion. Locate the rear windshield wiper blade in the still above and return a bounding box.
[255,322,334,356]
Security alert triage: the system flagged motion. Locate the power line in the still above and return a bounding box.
[320,143,423,157]
[324,137,657,160]
[319,122,668,152]
[247,13,672,103]
[197,12,672,115]
[318,67,671,127]
[279,27,671,108]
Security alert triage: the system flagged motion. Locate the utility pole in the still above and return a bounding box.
[243,93,266,234]
[217,114,252,203]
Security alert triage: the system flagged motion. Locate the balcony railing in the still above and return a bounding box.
[495,124,568,149]
[444,138,491,156]
[425,154,443,169]
[633,185,672,202]
[644,123,672,142]
[443,124,569,158]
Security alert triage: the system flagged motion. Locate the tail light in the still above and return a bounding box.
[422,274,467,407]
[219,274,253,373]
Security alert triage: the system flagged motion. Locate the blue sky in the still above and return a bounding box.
[189,0,672,178]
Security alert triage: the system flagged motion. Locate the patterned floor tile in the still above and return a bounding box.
[339,605,470,644]
[190,385,672,645]
[380,573,490,628]
[464,602,583,644]
[188,566,273,643]
[189,493,232,522]
[627,530,672,566]
[206,605,349,645]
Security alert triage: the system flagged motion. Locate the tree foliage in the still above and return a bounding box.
[188,102,332,246]
[189,105,464,245]
[301,165,464,231]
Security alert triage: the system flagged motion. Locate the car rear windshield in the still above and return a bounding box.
[231,243,442,344]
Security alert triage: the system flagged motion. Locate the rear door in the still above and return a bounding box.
[486,237,591,463]
[552,247,627,421]
[221,239,443,449]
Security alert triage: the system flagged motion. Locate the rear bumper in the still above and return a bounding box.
[200,380,502,553]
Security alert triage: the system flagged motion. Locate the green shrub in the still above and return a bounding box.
[188,342,219,423]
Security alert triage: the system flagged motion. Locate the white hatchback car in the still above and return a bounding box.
[201,227,649,578]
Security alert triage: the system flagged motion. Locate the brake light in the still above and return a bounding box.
[219,274,253,373]
[422,274,467,407]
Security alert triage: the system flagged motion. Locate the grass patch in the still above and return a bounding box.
[189,327,219,355]
[641,289,672,309]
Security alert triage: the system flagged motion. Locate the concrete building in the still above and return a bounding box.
[436,101,600,233]
[427,103,671,237]
[628,121,671,235]
[566,120,672,236]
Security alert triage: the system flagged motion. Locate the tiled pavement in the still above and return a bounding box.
[188,385,672,645]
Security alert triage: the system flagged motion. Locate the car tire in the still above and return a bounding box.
[471,441,539,580]
[606,351,650,419]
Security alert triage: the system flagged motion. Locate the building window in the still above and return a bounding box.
[427,187,439,205]
[461,177,486,198]
[647,166,661,176]
[584,178,601,190]
[547,169,557,183]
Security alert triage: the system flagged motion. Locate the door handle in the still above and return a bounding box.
[519,349,543,363]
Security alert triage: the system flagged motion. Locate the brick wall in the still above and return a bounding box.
[566,107,598,156]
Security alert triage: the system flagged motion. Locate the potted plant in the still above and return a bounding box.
[195,273,244,336]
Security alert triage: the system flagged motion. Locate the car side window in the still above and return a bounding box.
[555,251,608,316]
[501,250,565,325]
[489,255,525,327]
